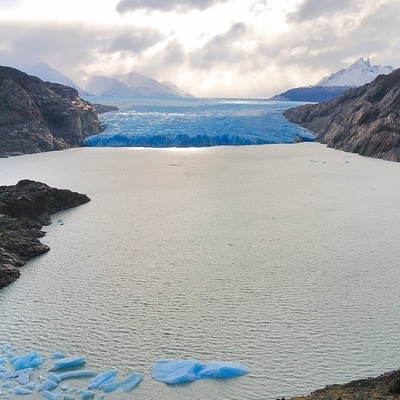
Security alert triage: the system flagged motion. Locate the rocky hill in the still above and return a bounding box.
[0,180,90,289]
[290,368,400,400]
[271,58,393,102]
[284,68,400,161]
[0,65,104,158]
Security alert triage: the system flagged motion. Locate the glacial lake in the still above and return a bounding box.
[0,143,400,400]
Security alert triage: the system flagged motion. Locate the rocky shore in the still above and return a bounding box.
[0,179,90,289]
[0,65,104,158]
[290,369,400,400]
[284,68,400,161]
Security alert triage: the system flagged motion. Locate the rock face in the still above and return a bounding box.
[0,180,90,289]
[290,368,400,400]
[284,69,400,161]
[0,65,104,158]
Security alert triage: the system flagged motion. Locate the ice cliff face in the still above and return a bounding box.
[0,65,104,157]
[284,68,400,161]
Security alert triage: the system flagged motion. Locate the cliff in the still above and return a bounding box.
[0,65,104,158]
[284,69,400,161]
[0,180,90,289]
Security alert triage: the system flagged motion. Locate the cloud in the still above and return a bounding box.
[116,0,230,13]
[189,22,248,69]
[110,30,164,53]
[287,0,353,22]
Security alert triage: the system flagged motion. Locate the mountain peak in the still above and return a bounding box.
[316,58,393,87]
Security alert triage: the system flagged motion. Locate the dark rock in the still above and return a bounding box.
[92,103,119,114]
[0,65,104,158]
[0,180,90,289]
[284,69,400,161]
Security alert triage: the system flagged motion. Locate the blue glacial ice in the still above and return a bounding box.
[14,385,33,395]
[88,369,117,389]
[0,368,33,385]
[84,98,315,148]
[150,359,250,384]
[50,356,86,371]
[1,344,248,398]
[11,351,42,370]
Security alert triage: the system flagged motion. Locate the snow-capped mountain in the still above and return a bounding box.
[22,62,194,99]
[316,58,393,87]
[23,62,89,95]
[77,70,194,98]
[271,58,394,102]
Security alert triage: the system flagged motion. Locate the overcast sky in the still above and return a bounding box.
[1,0,399,97]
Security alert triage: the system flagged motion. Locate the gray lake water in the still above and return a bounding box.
[0,143,399,399]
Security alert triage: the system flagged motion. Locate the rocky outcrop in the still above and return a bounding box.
[284,69,400,161]
[0,180,90,289]
[0,65,104,158]
[290,368,400,400]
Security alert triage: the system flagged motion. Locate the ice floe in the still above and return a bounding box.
[1,344,249,398]
[151,359,250,384]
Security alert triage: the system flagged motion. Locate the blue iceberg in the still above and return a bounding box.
[119,372,143,392]
[150,359,250,384]
[50,356,86,371]
[88,369,117,389]
[11,351,42,370]
[0,368,33,384]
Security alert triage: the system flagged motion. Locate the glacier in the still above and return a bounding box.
[151,359,250,384]
[84,98,315,148]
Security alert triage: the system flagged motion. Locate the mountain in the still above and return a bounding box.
[270,58,393,102]
[78,70,195,98]
[283,68,400,161]
[0,65,103,157]
[23,62,89,96]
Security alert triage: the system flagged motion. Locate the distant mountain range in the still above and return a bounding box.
[23,62,195,99]
[270,58,393,102]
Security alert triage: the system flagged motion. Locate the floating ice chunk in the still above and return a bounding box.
[48,373,61,383]
[120,372,143,392]
[42,390,58,400]
[11,351,42,370]
[0,357,6,364]
[51,351,66,359]
[151,359,249,384]
[41,378,58,391]
[14,385,33,395]
[51,356,86,371]
[0,368,33,384]
[101,381,119,393]
[88,369,117,389]
[81,389,95,399]
[55,370,97,380]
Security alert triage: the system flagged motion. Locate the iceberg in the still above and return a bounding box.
[11,351,42,370]
[55,370,97,380]
[88,369,117,389]
[50,356,86,370]
[150,359,250,384]
[119,372,143,392]
[0,368,33,384]
[14,385,33,395]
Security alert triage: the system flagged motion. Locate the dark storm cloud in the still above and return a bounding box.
[116,0,230,13]
[189,22,248,69]
[287,0,353,22]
